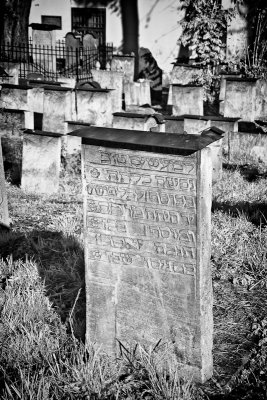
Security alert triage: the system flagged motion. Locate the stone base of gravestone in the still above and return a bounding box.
[70,126,215,383]
[224,78,257,121]
[21,130,62,194]
[172,85,204,116]
[0,137,9,227]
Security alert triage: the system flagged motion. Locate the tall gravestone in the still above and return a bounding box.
[0,137,9,228]
[65,32,81,69]
[21,130,62,194]
[70,126,215,383]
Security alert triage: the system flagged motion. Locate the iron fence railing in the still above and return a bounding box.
[0,41,113,82]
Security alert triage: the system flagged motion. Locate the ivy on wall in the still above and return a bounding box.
[179,0,234,65]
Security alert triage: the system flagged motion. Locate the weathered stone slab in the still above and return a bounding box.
[112,112,164,132]
[164,116,184,134]
[71,126,214,383]
[172,85,204,116]
[0,84,33,111]
[184,115,210,135]
[124,80,151,108]
[74,88,113,127]
[201,127,224,183]
[167,64,203,106]
[0,137,9,227]
[91,69,124,113]
[42,86,73,133]
[111,54,135,83]
[21,130,62,194]
[224,78,257,121]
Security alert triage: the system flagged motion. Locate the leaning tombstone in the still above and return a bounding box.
[0,137,9,228]
[70,126,216,383]
[21,129,62,194]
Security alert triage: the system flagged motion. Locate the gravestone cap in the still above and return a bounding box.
[29,80,62,86]
[43,85,73,91]
[66,121,91,126]
[23,129,63,138]
[68,126,222,155]
[203,115,240,122]
[1,83,33,90]
[163,115,184,121]
[75,87,112,92]
[225,77,258,82]
[201,126,224,139]
[182,114,206,120]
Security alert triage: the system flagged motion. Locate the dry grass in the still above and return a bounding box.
[0,167,267,399]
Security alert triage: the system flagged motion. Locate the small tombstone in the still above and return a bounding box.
[91,69,124,113]
[0,137,9,228]
[74,87,113,126]
[224,77,257,121]
[167,63,203,106]
[201,127,224,183]
[21,130,62,194]
[42,86,73,133]
[164,116,185,134]
[172,84,204,116]
[69,126,215,383]
[111,54,135,83]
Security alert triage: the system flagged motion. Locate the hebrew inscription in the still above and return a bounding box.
[84,147,197,279]
[83,142,213,382]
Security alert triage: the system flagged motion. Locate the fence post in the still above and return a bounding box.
[76,47,79,83]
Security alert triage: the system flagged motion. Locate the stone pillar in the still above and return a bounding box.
[42,86,73,133]
[21,130,62,194]
[224,78,257,121]
[172,85,204,116]
[74,88,113,127]
[0,137,9,228]
[71,126,215,383]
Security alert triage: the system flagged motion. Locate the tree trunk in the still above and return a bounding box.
[120,0,139,80]
[0,0,32,46]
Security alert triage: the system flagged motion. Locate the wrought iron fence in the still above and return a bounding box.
[0,41,113,82]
